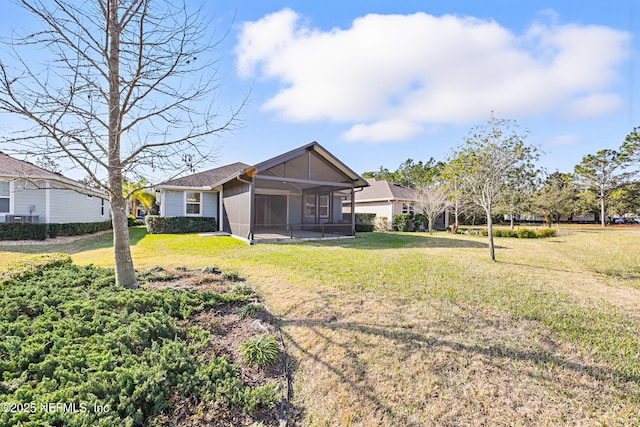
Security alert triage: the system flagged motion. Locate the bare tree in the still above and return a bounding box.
[415,185,450,234]
[0,0,241,288]
[449,115,538,261]
[440,157,472,232]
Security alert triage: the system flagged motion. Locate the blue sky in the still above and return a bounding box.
[1,1,638,180]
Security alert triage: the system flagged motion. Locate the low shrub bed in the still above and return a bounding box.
[0,221,112,241]
[479,228,557,238]
[0,254,280,426]
[145,216,217,234]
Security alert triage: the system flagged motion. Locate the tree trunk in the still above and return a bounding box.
[600,189,606,227]
[486,208,496,261]
[454,202,460,228]
[510,213,515,230]
[108,1,137,289]
[428,218,434,235]
[110,193,138,289]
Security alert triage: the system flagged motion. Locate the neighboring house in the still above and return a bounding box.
[346,178,449,230]
[155,142,369,243]
[0,153,111,223]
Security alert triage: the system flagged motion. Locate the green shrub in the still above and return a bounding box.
[234,303,264,318]
[145,215,217,234]
[413,213,427,231]
[221,271,241,282]
[201,265,222,275]
[240,335,279,367]
[392,214,412,232]
[0,253,73,281]
[231,284,255,296]
[536,228,558,238]
[0,222,48,240]
[355,222,374,232]
[354,213,376,225]
[49,220,112,238]
[0,258,280,426]
[516,228,538,238]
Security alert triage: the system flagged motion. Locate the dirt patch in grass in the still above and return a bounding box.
[141,268,297,427]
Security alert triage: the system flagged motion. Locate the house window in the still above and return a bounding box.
[101,198,105,216]
[304,194,316,217]
[402,202,414,215]
[185,192,201,215]
[0,182,9,213]
[318,194,329,218]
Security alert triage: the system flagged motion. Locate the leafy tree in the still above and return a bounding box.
[362,158,442,189]
[123,179,155,216]
[0,0,241,288]
[449,115,538,261]
[608,181,640,218]
[574,149,628,227]
[415,185,450,234]
[534,172,578,227]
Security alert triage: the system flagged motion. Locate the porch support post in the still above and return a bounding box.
[249,181,255,241]
[351,186,355,236]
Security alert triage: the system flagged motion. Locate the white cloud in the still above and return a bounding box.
[563,93,623,119]
[236,10,630,142]
[545,134,581,146]
[342,119,424,143]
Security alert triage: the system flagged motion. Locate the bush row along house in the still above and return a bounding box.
[0,153,111,224]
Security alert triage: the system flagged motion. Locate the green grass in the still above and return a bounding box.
[1,227,640,425]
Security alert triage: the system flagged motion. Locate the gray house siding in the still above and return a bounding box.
[161,190,218,219]
[0,180,110,224]
[49,186,110,223]
[162,191,184,216]
[202,192,218,218]
[9,181,47,222]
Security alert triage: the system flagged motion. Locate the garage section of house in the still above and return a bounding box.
[155,142,369,243]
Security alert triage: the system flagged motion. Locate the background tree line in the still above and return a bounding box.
[363,117,640,261]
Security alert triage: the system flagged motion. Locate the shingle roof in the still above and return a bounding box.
[0,152,66,180]
[0,152,107,196]
[355,179,418,202]
[159,162,250,188]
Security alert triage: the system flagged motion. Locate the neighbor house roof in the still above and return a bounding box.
[0,152,107,197]
[157,162,250,190]
[354,179,418,203]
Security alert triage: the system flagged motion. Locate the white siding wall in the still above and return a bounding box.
[0,180,110,224]
[49,186,110,223]
[354,202,393,220]
[9,181,47,222]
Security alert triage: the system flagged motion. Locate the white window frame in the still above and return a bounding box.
[304,194,316,218]
[318,194,330,219]
[185,191,202,216]
[100,198,105,217]
[402,202,414,215]
[0,181,12,214]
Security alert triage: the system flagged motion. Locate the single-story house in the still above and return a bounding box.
[345,178,449,230]
[0,152,111,223]
[155,142,369,243]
